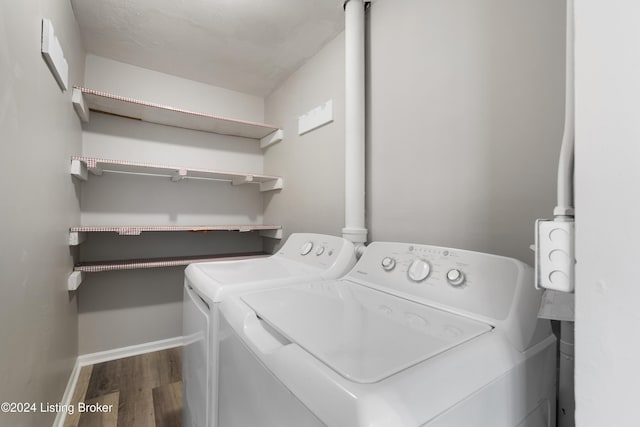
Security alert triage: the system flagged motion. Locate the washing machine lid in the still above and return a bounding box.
[241,280,492,384]
[194,256,320,285]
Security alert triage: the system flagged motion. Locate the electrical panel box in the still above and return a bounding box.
[535,219,575,292]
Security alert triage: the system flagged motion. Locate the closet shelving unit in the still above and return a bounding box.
[72,86,284,148]
[69,224,282,241]
[70,156,283,191]
[67,253,269,291]
[69,87,285,290]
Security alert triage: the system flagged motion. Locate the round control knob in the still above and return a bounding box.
[381,257,396,271]
[315,246,325,256]
[300,241,313,256]
[408,259,431,282]
[446,269,466,286]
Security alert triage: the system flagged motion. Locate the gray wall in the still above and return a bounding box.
[77,56,267,354]
[0,1,85,426]
[367,0,565,264]
[263,32,346,250]
[264,0,564,265]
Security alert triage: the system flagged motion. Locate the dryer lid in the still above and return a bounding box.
[193,256,319,285]
[241,280,492,384]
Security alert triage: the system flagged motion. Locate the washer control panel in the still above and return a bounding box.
[381,256,396,271]
[407,259,431,282]
[446,269,465,287]
[350,242,527,322]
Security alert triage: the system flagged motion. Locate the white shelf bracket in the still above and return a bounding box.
[260,178,284,192]
[232,175,254,186]
[70,159,88,181]
[68,271,84,291]
[259,229,283,239]
[84,159,103,176]
[260,129,284,149]
[171,169,187,182]
[72,87,90,122]
[69,231,86,246]
[118,227,143,236]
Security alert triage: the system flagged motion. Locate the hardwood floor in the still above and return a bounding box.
[64,347,183,427]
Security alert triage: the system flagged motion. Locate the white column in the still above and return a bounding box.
[574,1,640,426]
[342,0,368,245]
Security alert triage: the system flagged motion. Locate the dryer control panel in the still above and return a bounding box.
[348,242,533,324]
[276,233,356,277]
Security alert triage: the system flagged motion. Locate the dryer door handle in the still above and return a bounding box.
[186,284,210,312]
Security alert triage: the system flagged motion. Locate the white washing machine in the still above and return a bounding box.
[216,242,557,427]
[182,233,357,427]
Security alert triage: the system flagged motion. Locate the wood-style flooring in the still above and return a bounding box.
[64,347,183,427]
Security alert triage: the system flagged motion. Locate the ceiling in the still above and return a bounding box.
[70,0,346,96]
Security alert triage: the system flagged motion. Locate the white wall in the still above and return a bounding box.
[367,0,565,264]
[77,56,267,353]
[263,33,346,248]
[84,54,264,122]
[574,1,640,425]
[0,1,85,426]
[80,115,264,227]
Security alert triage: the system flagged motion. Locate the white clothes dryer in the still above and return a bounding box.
[182,233,356,427]
[217,242,557,427]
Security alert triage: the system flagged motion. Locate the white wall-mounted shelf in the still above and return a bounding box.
[67,252,269,291]
[69,225,282,245]
[69,86,285,294]
[70,156,284,192]
[72,86,284,145]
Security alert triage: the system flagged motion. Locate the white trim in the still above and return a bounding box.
[52,358,81,427]
[53,336,184,427]
[78,336,184,366]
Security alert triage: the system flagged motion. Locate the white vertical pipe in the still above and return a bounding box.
[342,0,368,246]
[554,0,575,218]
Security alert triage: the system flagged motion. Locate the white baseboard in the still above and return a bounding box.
[53,336,184,427]
[78,336,185,366]
[52,358,81,427]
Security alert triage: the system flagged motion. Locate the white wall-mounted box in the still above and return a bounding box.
[41,19,68,91]
[298,100,333,135]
